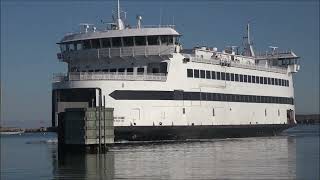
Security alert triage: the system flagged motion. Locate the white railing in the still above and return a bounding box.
[189,57,287,74]
[53,72,167,82]
[61,45,175,61]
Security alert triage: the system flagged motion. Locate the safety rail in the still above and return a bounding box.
[60,45,175,61]
[189,57,288,74]
[53,72,167,82]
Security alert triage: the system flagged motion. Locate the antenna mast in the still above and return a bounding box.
[243,23,255,57]
[116,0,125,30]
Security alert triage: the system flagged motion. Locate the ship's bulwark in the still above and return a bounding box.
[114,124,294,141]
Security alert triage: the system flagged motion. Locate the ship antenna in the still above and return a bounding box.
[243,23,255,57]
[116,0,125,30]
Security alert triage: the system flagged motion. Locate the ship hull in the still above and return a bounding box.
[114,124,294,141]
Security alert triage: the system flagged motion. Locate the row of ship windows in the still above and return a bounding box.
[60,35,177,52]
[71,67,151,74]
[187,69,289,87]
[185,92,294,105]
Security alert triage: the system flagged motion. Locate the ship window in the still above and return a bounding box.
[137,68,145,75]
[101,38,111,48]
[235,74,239,81]
[118,68,125,72]
[212,108,215,116]
[265,109,267,116]
[212,71,216,79]
[217,72,221,80]
[123,36,134,46]
[287,80,290,87]
[91,39,100,49]
[263,77,267,84]
[221,72,226,80]
[69,43,76,51]
[83,40,91,49]
[226,73,230,81]
[252,76,256,83]
[160,35,169,45]
[127,68,134,74]
[194,69,199,78]
[244,75,248,82]
[206,70,211,79]
[278,109,280,116]
[267,78,271,85]
[88,70,94,72]
[231,73,234,81]
[60,44,67,52]
[247,75,251,83]
[240,74,243,82]
[282,79,285,86]
[168,36,174,45]
[152,68,159,73]
[147,36,159,45]
[260,77,263,84]
[76,42,82,50]
[94,69,100,72]
[271,78,275,85]
[135,36,146,46]
[183,108,185,114]
[112,37,122,47]
[110,69,117,72]
[102,69,109,72]
[256,76,259,84]
[200,70,205,78]
[275,78,279,85]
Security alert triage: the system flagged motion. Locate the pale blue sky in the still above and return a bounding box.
[1,0,319,128]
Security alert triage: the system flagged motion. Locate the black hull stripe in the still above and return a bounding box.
[114,124,294,141]
[109,90,294,105]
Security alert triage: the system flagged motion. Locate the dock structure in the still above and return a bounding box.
[295,114,320,124]
[58,107,114,153]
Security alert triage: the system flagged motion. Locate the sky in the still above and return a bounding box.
[1,0,319,128]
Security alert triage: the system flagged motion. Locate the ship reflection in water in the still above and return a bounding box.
[49,126,319,180]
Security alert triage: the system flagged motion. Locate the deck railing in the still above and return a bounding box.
[53,72,167,82]
[189,57,287,74]
[61,45,175,61]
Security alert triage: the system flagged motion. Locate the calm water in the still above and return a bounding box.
[1,125,319,180]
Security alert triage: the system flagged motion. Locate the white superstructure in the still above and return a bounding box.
[52,1,300,140]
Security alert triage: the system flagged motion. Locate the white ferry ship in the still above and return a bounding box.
[52,1,300,141]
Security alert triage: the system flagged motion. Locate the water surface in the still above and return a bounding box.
[1,125,319,180]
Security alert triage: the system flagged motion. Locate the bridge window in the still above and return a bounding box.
[160,36,169,45]
[147,36,159,45]
[221,72,226,80]
[91,39,100,49]
[231,73,234,81]
[76,42,82,50]
[194,69,199,78]
[101,38,111,48]
[268,78,271,85]
[60,44,67,52]
[137,68,144,75]
[256,76,259,84]
[112,37,122,47]
[275,78,279,85]
[263,77,267,84]
[187,69,193,77]
[248,75,252,83]
[123,36,134,46]
[135,36,146,46]
[118,68,125,72]
[260,77,264,84]
[168,36,174,45]
[271,78,275,85]
[244,75,248,82]
[240,74,243,82]
[83,40,91,49]
[127,68,134,74]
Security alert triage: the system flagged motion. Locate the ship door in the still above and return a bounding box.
[131,108,140,125]
[287,109,294,124]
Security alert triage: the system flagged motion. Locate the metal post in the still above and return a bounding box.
[98,90,102,152]
[103,96,106,151]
